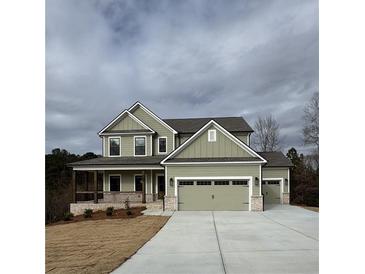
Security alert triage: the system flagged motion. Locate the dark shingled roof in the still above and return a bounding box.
[164,157,261,163]
[258,151,293,167]
[104,129,153,134]
[67,156,165,166]
[163,117,254,134]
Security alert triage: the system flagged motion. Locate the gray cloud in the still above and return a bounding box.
[46,0,318,155]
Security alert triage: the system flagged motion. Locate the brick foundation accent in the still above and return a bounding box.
[282,193,290,204]
[164,196,177,211]
[103,192,142,203]
[70,203,126,216]
[145,194,153,203]
[251,195,263,211]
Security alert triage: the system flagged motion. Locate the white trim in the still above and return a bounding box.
[133,174,143,192]
[158,136,168,154]
[174,176,253,211]
[108,174,121,192]
[98,109,155,135]
[161,120,267,164]
[208,129,217,142]
[259,165,262,196]
[150,170,153,194]
[128,102,178,134]
[173,133,176,150]
[262,177,284,204]
[100,132,154,136]
[164,166,168,198]
[288,169,290,193]
[150,135,153,155]
[73,166,164,171]
[134,136,147,156]
[163,161,265,165]
[103,171,106,191]
[108,136,121,157]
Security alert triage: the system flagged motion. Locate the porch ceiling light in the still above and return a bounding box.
[255,177,259,186]
[169,178,174,187]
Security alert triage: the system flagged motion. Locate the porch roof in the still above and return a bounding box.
[68,156,165,167]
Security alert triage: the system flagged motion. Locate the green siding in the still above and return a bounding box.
[131,107,175,154]
[104,170,154,193]
[109,115,144,131]
[166,164,261,196]
[233,133,249,145]
[262,167,289,192]
[175,125,253,158]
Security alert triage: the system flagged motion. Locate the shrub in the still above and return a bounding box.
[127,210,133,216]
[106,207,114,216]
[124,198,130,210]
[63,212,74,221]
[83,208,93,218]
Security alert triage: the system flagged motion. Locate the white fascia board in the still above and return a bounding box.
[161,120,267,164]
[98,110,155,135]
[128,102,177,134]
[73,166,164,171]
[162,161,264,165]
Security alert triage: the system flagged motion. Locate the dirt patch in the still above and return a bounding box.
[47,207,146,226]
[46,215,169,273]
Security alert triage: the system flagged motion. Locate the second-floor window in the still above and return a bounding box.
[134,136,146,156]
[109,137,121,156]
[158,137,167,154]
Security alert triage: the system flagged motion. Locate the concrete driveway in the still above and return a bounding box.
[112,205,318,274]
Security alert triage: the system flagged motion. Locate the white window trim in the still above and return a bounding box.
[108,174,121,192]
[208,129,216,142]
[262,177,284,204]
[174,176,253,211]
[158,136,168,154]
[134,136,147,156]
[134,174,143,192]
[108,136,121,157]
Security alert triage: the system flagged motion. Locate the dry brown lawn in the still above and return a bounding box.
[46,215,169,274]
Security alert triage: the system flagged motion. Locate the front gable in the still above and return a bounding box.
[161,120,267,164]
[107,114,144,131]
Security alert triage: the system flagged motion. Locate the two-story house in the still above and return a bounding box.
[68,101,293,213]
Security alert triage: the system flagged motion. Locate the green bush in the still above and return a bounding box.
[83,208,93,218]
[63,212,74,221]
[106,207,114,216]
[127,210,132,216]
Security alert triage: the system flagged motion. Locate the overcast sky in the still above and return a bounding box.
[46,0,318,155]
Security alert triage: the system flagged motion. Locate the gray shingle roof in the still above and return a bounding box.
[163,117,254,134]
[164,157,261,163]
[104,129,153,134]
[258,151,293,167]
[68,156,165,166]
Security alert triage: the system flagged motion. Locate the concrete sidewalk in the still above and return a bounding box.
[112,205,318,274]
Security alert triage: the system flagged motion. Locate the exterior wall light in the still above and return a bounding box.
[285,179,288,186]
[169,178,174,187]
[255,177,259,186]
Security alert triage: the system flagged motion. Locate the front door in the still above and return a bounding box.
[157,175,165,199]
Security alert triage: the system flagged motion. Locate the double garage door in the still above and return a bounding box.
[178,179,250,211]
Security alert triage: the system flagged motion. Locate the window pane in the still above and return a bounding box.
[179,181,194,186]
[135,175,143,191]
[110,176,120,191]
[232,180,248,185]
[135,137,146,155]
[159,138,166,153]
[214,180,229,185]
[196,181,212,185]
[109,138,120,156]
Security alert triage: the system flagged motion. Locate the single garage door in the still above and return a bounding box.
[178,179,249,211]
[262,180,281,204]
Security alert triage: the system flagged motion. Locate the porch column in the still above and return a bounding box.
[94,170,98,204]
[142,171,146,203]
[72,170,76,203]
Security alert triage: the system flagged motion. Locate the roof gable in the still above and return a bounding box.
[98,110,155,135]
[161,120,266,164]
[128,102,177,134]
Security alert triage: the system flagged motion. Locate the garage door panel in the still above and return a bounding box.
[262,180,281,204]
[178,179,250,211]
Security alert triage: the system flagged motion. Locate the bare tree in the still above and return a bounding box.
[253,115,281,152]
[303,92,319,166]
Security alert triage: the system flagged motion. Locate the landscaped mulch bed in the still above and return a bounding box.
[46,215,170,273]
[47,207,146,226]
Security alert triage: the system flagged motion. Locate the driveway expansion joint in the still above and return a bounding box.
[212,211,227,274]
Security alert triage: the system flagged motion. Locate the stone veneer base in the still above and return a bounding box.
[164,196,177,211]
[282,193,290,204]
[251,195,263,211]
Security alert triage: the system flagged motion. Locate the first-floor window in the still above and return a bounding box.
[109,137,121,156]
[135,175,143,191]
[110,176,120,191]
[135,137,146,156]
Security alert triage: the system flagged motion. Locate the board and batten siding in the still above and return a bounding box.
[262,167,289,193]
[131,106,175,154]
[175,125,253,158]
[102,135,152,157]
[166,164,261,196]
[108,115,144,131]
[233,133,249,145]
